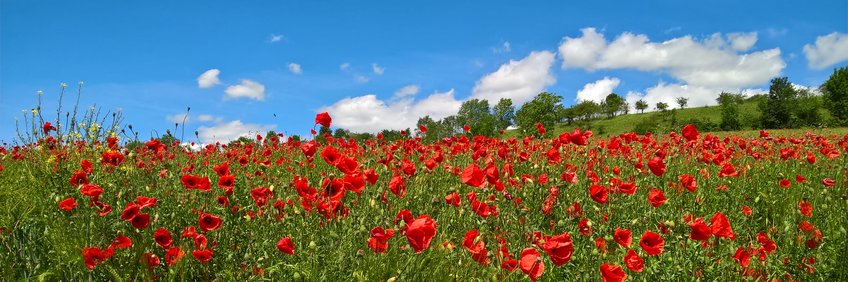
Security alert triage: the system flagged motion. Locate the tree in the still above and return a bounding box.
[676,97,688,109]
[717,92,744,131]
[603,93,625,118]
[416,115,444,143]
[656,102,669,111]
[822,66,848,125]
[571,100,601,121]
[492,98,516,131]
[794,88,822,127]
[759,77,797,129]
[619,101,630,115]
[561,107,578,125]
[514,92,564,137]
[457,99,496,136]
[635,99,648,114]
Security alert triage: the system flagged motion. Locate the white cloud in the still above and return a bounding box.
[471,50,557,104]
[224,79,266,100]
[372,63,385,75]
[197,69,221,88]
[576,77,620,103]
[394,84,420,98]
[197,120,276,144]
[558,28,785,88]
[269,34,283,43]
[340,63,350,70]
[196,114,223,123]
[318,89,462,133]
[288,63,302,75]
[354,75,369,83]
[167,114,223,124]
[803,32,848,69]
[166,113,190,124]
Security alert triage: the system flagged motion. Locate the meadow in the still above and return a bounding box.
[0,114,846,281]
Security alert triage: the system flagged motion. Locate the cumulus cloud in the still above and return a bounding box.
[319,89,462,133]
[166,113,190,124]
[288,63,302,75]
[372,63,385,75]
[197,120,276,144]
[576,77,620,103]
[803,32,848,69]
[559,28,785,88]
[394,85,420,98]
[196,114,223,123]
[224,79,265,100]
[471,50,557,104]
[197,69,221,88]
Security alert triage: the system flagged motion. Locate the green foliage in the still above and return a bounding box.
[676,97,688,109]
[717,92,744,131]
[655,102,669,111]
[603,93,625,118]
[759,77,798,129]
[492,98,515,131]
[457,99,496,137]
[822,66,848,125]
[514,92,564,137]
[635,99,649,114]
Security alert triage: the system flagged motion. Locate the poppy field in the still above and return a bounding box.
[1,113,847,281]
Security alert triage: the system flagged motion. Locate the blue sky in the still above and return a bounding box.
[1,0,847,144]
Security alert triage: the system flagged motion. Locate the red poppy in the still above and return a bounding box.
[589,185,608,204]
[58,197,77,211]
[741,205,752,216]
[406,215,437,253]
[688,218,712,241]
[578,218,593,236]
[165,247,184,266]
[461,164,485,188]
[121,203,141,221]
[80,183,103,198]
[600,263,627,282]
[154,228,173,248]
[142,252,160,268]
[618,181,637,195]
[276,237,295,255]
[131,213,150,229]
[541,232,574,266]
[613,228,632,248]
[368,227,395,253]
[822,178,835,187]
[733,247,751,268]
[710,212,734,240]
[192,249,214,263]
[82,246,114,270]
[519,248,544,282]
[798,200,812,218]
[682,124,699,141]
[680,174,697,192]
[388,173,406,198]
[42,121,56,134]
[648,188,667,208]
[315,112,332,127]
[198,213,222,232]
[444,192,461,207]
[110,235,133,249]
[647,156,666,177]
[462,230,489,265]
[779,179,791,188]
[624,249,644,272]
[639,230,664,256]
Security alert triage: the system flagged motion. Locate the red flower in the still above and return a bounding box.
[131,213,150,229]
[541,232,574,266]
[192,249,214,263]
[315,112,332,127]
[82,246,114,270]
[688,217,712,241]
[624,249,644,272]
[142,252,160,268]
[822,178,835,187]
[680,174,697,192]
[798,200,813,218]
[779,179,791,188]
[647,156,666,177]
[444,192,461,207]
[165,247,184,266]
[276,237,295,255]
[462,229,489,265]
[600,263,627,282]
[733,247,751,268]
[42,121,56,134]
[519,248,544,282]
[613,228,632,248]
[121,203,141,221]
[154,228,173,248]
[710,211,734,240]
[648,188,667,208]
[110,235,133,249]
[406,215,437,253]
[388,173,407,198]
[80,183,103,198]
[58,197,77,211]
[181,174,211,191]
[198,213,222,232]
[461,164,485,188]
[681,124,699,141]
[418,124,427,133]
[589,185,608,204]
[368,227,395,254]
[639,231,664,256]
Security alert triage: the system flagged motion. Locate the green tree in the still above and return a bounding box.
[759,77,797,129]
[603,93,625,118]
[571,100,601,121]
[793,88,822,127]
[635,99,648,114]
[717,92,744,131]
[676,97,688,109]
[457,99,496,136]
[492,98,515,131]
[822,66,848,125]
[619,101,630,115]
[561,107,578,125]
[656,102,669,111]
[514,92,564,137]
